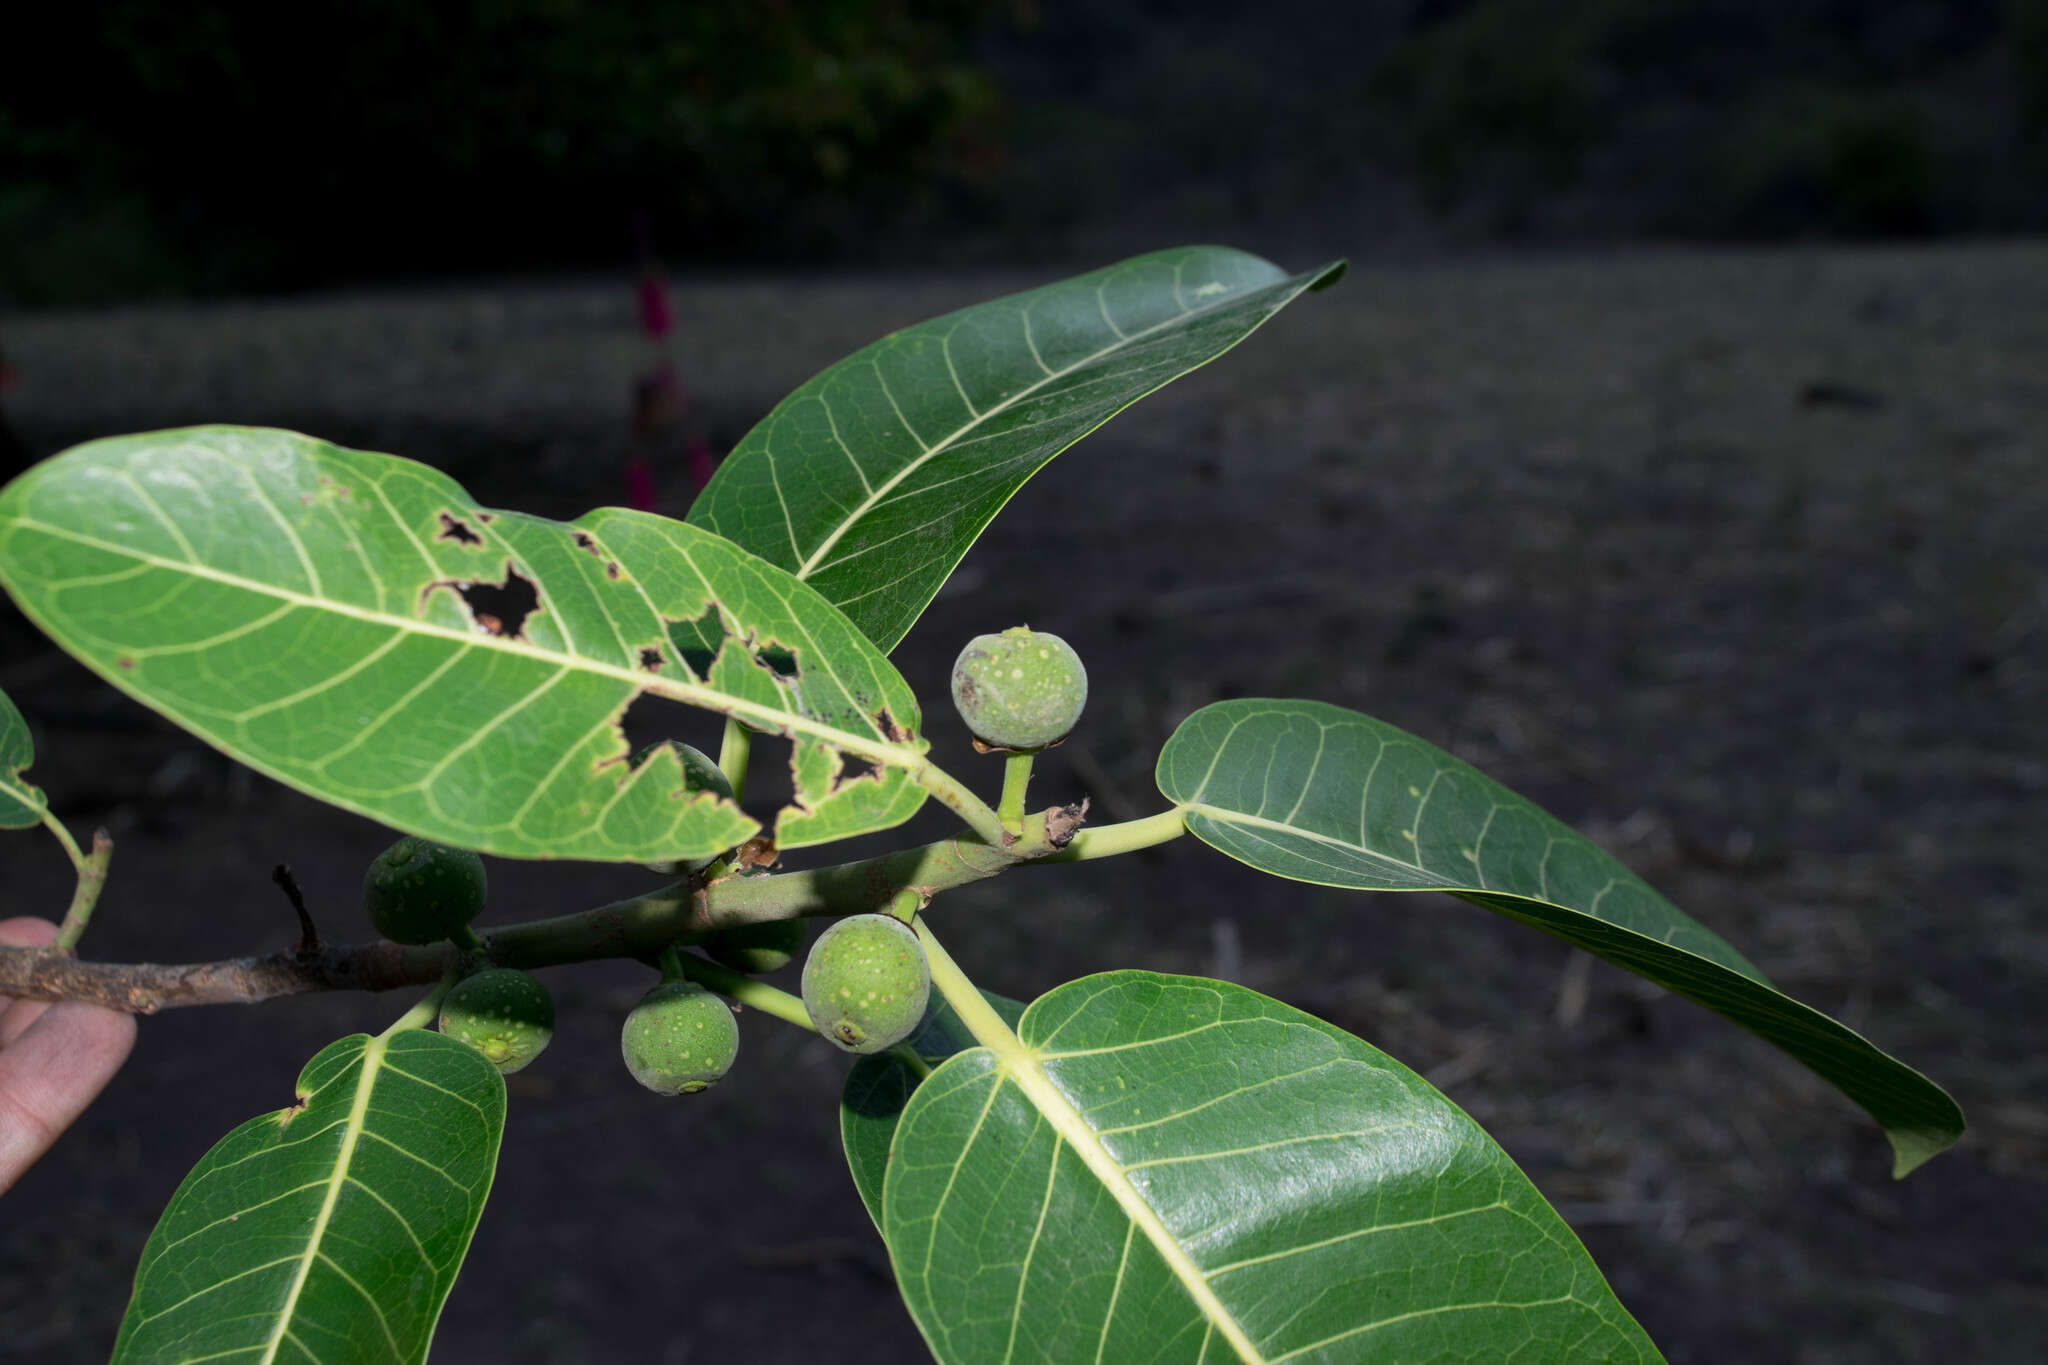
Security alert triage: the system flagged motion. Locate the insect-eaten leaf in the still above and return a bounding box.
[0,427,931,861]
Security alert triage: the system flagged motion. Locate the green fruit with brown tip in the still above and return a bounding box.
[801,914,931,1054]
[438,968,554,1073]
[363,835,487,945]
[621,980,739,1094]
[949,626,1088,751]
[703,918,806,975]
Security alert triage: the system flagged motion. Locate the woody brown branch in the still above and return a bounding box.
[0,802,1092,1013]
[0,941,453,1013]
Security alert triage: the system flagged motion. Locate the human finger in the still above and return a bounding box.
[0,996,137,1195]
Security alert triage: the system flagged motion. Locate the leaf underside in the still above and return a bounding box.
[1156,698,1964,1176]
[0,685,45,827]
[0,428,929,861]
[111,1030,505,1365]
[883,971,1662,1365]
[690,246,1345,653]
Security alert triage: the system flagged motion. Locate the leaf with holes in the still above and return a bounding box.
[884,970,1662,1364]
[841,988,1025,1228]
[0,685,45,828]
[110,1029,504,1364]
[0,427,931,861]
[1157,698,1965,1177]
[688,247,1345,652]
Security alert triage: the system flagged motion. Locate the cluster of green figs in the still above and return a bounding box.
[359,626,1090,1093]
[362,833,934,1092]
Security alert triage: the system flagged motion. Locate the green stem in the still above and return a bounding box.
[888,1041,934,1080]
[1042,807,1188,862]
[912,915,1020,1054]
[911,759,1006,845]
[716,718,752,804]
[381,968,460,1036]
[998,752,1034,836]
[46,821,112,956]
[487,806,1182,973]
[37,807,88,874]
[449,924,487,954]
[667,951,814,1031]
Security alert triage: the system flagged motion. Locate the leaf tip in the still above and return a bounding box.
[1887,1118,1966,1179]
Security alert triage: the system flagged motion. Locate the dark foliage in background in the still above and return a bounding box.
[0,0,1000,303]
[1370,0,2046,238]
[4,0,2047,304]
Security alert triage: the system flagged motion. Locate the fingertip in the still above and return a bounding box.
[0,918,60,950]
[63,1001,139,1073]
[0,1001,137,1194]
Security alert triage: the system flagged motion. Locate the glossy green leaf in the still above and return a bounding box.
[1157,698,1964,1177]
[689,247,1345,652]
[841,988,1025,1228]
[0,686,45,827]
[111,1029,505,1364]
[0,427,931,861]
[884,970,1661,1364]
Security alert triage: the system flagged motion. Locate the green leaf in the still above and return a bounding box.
[0,686,46,827]
[1156,698,1965,1177]
[111,1029,505,1365]
[689,247,1345,652]
[0,427,931,861]
[883,970,1661,1364]
[841,988,1025,1228]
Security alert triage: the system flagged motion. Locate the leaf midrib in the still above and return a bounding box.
[260,1035,382,1365]
[788,270,1297,583]
[1185,801,1449,881]
[3,515,924,771]
[934,969,1266,1364]
[0,772,43,819]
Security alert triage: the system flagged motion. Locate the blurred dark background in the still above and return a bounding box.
[3,5,2046,1365]
[6,0,2048,304]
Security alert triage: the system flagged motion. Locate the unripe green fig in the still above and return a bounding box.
[801,914,931,1054]
[949,626,1088,751]
[438,968,554,1073]
[621,980,740,1094]
[671,741,733,803]
[638,741,737,875]
[703,918,806,975]
[363,835,487,945]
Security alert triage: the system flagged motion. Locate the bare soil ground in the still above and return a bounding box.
[2,243,2044,1363]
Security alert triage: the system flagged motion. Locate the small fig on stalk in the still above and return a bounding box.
[363,835,487,945]
[439,968,555,1073]
[949,626,1088,751]
[703,918,806,975]
[621,980,740,1094]
[801,914,931,1054]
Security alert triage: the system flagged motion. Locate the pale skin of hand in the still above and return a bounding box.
[0,917,136,1195]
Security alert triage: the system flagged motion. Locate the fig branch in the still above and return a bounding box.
[0,803,1187,1013]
